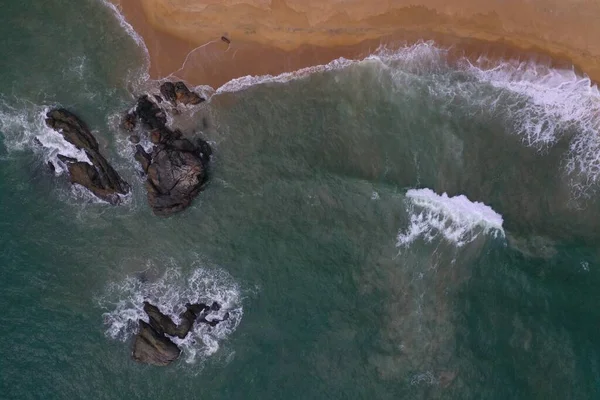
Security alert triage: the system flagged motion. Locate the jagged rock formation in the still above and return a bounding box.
[159,81,205,106]
[132,320,181,366]
[122,81,211,216]
[131,301,230,366]
[45,109,129,204]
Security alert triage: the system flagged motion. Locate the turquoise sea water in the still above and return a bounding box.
[2,1,600,398]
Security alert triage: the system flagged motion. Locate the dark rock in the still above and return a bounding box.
[136,95,167,131]
[132,320,180,366]
[154,95,163,103]
[172,129,183,139]
[221,36,231,44]
[122,112,137,132]
[45,108,129,204]
[125,95,211,215]
[143,302,180,337]
[57,154,78,164]
[132,300,229,365]
[196,138,212,165]
[199,311,230,327]
[143,301,207,339]
[185,303,209,315]
[159,82,177,104]
[45,109,98,151]
[134,145,152,173]
[47,161,55,172]
[169,138,197,152]
[128,135,140,144]
[146,146,206,216]
[150,130,162,144]
[174,81,205,105]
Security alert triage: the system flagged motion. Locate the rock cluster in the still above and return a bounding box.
[45,108,129,204]
[122,81,211,216]
[159,81,205,106]
[132,301,229,366]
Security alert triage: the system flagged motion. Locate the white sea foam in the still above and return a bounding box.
[98,0,149,61]
[211,41,600,194]
[98,265,243,365]
[0,101,90,174]
[462,58,600,192]
[98,0,150,90]
[397,188,504,247]
[215,57,355,94]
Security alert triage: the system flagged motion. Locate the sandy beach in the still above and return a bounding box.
[111,0,600,88]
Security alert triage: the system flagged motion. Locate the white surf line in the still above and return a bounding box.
[98,0,149,61]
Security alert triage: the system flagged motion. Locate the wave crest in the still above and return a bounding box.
[397,188,505,248]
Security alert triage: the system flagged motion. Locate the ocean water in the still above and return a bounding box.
[2,1,600,399]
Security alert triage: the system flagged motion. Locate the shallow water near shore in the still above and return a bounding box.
[2,1,600,399]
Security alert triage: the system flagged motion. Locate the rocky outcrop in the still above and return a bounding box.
[132,320,181,366]
[45,109,129,204]
[159,81,205,106]
[143,301,200,339]
[122,112,136,132]
[132,300,229,366]
[123,83,211,216]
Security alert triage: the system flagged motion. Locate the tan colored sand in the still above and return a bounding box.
[111,0,600,88]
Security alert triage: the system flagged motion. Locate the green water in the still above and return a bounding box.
[2,1,600,399]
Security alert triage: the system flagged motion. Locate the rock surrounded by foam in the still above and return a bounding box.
[132,300,229,366]
[44,108,129,204]
[100,266,243,365]
[123,83,211,216]
[397,188,504,247]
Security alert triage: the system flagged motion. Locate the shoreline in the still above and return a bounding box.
[110,0,600,89]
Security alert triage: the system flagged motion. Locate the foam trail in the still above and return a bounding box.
[397,188,504,248]
[98,265,243,365]
[169,40,220,80]
[98,0,150,90]
[215,42,446,94]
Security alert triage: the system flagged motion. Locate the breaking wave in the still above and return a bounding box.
[213,41,600,195]
[98,265,243,365]
[0,100,90,174]
[397,188,504,248]
[98,0,149,62]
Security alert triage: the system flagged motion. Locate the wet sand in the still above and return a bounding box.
[111,0,600,88]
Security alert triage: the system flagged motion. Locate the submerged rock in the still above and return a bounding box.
[45,108,129,204]
[132,320,181,366]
